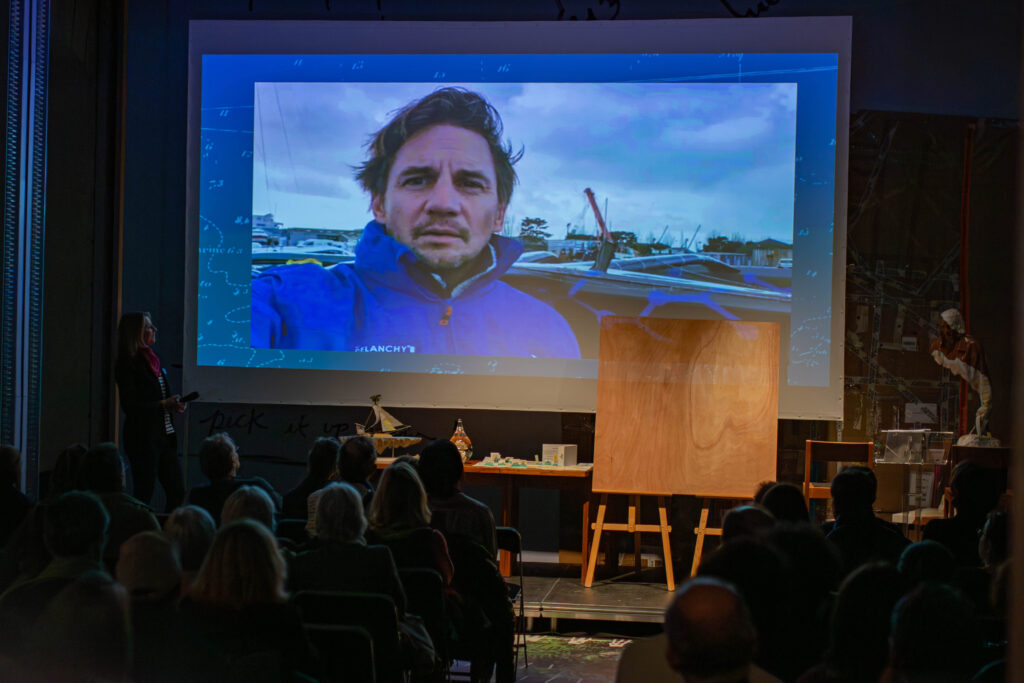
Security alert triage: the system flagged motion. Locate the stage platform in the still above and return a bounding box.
[509,563,675,625]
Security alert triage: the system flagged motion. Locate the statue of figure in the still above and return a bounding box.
[929,308,996,444]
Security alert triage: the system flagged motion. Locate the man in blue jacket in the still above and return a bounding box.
[251,87,580,359]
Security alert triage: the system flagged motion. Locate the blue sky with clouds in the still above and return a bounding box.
[252,80,796,247]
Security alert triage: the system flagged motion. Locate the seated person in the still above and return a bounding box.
[884,582,982,683]
[0,444,31,548]
[366,462,453,585]
[760,482,810,524]
[0,503,49,595]
[305,435,377,535]
[821,465,909,575]
[0,492,110,656]
[338,436,377,504]
[697,536,794,681]
[286,482,406,613]
[721,505,775,544]
[221,485,277,533]
[79,442,159,569]
[418,439,496,558]
[663,577,777,683]
[282,437,339,520]
[186,432,281,525]
[20,572,132,682]
[117,531,226,682]
[924,460,1002,567]
[43,443,87,500]
[162,505,216,593]
[898,540,956,588]
[181,520,315,679]
[799,562,905,683]
[368,462,511,683]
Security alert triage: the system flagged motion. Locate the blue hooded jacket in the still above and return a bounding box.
[251,221,580,358]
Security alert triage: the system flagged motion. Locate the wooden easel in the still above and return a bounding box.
[690,497,724,576]
[588,318,780,591]
[584,492,675,591]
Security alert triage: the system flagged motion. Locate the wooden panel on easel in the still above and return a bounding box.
[593,317,778,497]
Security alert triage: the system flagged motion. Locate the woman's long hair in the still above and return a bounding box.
[368,461,431,535]
[188,519,286,609]
[116,312,150,362]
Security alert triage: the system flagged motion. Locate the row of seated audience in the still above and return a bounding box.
[616,463,1012,683]
[0,433,512,682]
[0,431,1011,682]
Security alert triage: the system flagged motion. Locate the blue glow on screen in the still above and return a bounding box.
[197,53,837,386]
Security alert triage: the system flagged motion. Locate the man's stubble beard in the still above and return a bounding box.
[410,226,473,271]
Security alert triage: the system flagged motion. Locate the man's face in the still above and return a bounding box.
[372,124,507,271]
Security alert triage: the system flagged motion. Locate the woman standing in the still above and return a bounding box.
[115,312,185,511]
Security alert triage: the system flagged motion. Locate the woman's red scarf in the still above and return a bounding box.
[139,346,162,378]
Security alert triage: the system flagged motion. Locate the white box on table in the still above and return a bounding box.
[542,444,578,466]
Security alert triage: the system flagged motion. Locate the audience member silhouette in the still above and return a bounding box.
[367,462,514,681]
[951,510,1012,629]
[978,511,1009,569]
[286,482,406,611]
[885,582,982,683]
[43,443,87,499]
[760,482,810,523]
[664,577,772,683]
[924,460,1001,567]
[22,572,132,682]
[765,523,842,680]
[117,530,225,682]
[163,504,216,592]
[186,432,281,525]
[305,435,378,535]
[898,540,956,588]
[182,519,315,680]
[0,444,30,548]
[821,465,909,574]
[367,461,454,585]
[697,535,790,679]
[117,530,181,599]
[721,505,775,544]
[418,438,497,557]
[282,436,340,520]
[0,491,110,657]
[338,435,378,502]
[80,442,159,569]
[798,562,906,683]
[0,502,49,594]
[221,484,277,532]
[753,480,776,504]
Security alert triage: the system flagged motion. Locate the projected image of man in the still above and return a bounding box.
[251,87,580,358]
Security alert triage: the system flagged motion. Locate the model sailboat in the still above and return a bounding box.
[356,394,411,436]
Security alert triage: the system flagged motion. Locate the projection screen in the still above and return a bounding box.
[184,18,851,418]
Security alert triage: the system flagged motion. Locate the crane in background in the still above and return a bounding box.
[584,187,617,272]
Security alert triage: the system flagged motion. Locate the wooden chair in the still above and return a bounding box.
[804,440,874,504]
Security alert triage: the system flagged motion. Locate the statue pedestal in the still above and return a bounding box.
[956,433,1001,447]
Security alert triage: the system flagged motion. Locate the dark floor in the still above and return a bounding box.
[450,562,672,681]
[449,634,638,682]
[512,561,677,626]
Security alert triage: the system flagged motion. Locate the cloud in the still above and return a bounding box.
[253,80,797,242]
